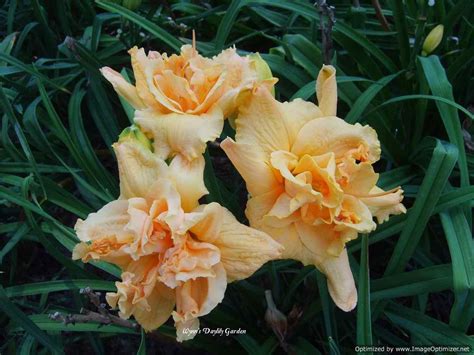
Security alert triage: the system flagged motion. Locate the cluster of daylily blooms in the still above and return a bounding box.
[72,41,405,341]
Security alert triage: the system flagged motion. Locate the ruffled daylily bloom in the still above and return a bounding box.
[101,44,272,161]
[221,65,406,311]
[73,138,282,341]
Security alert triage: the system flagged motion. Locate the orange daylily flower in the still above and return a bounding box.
[221,65,406,311]
[73,138,282,341]
[101,43,272,161]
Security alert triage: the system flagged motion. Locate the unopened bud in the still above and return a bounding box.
[249,53,276,96]
[264,290,287,342]
[118,125,152,151]
[422,24,444,56]
[249,53,273,82]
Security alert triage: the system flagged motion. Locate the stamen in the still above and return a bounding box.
[192,29,197,56]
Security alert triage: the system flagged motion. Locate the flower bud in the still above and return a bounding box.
[249,53,273,82]
[118,125,152,152]
[422,24,444,56]
[249,53,275,96]
[264,290,287,342]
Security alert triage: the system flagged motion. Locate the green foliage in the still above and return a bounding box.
[0,0,473,353]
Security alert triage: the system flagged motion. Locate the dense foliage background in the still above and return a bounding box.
[0,0,473,353]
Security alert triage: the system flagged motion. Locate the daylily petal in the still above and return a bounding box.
[292,116,381,163]
[168,155,208,212]
[74,200,130,242]
[187,202,223,244]
[173,262,227,341]
[234,85,290,154]
[123,196,174,259]
[294,222,357,311]
[133,282,176,331]
[292,154,344,208]
[128,46,168,113]
[318,249,357,312]
[106,257,175,331]
[360,186,406,223]
[154,70,199,112]
[334,195,377,233]
[135,107,224,160]
[336,159,378,195]
[113,140,168,199]
[221,138,280,196]
[245,189,282,228]
[190,203,283,281]
[159,235,221,289]
[100,67,145,109]
[280,99,323,145]
[316,65,338,116]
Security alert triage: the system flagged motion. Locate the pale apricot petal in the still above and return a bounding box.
[173,263,227,341]
[189,203,283,281]
[293,222,357,311]
[168,155,208,212]
[266,193,299,219]
[106,256,175,331]
[326,228,359,257]
[74,199,132,243]
[234,85,290,154]
[159,235,221,289]
[221,138,279,196]
[318,249,358,312]
[133,282,175,331]
[128,46,167,113]
[72,239,131,268]
[188,202,224,244]
[122,197,152,258]
[145,178,182,215]
[245,189,282,228]
[337,159,378,195]
[113,140,168,199]
[292,116,381,163]
[100,67,145,109]
[262,223,314,265]
[123,196,174,259]
[316,65,338,116]
[213,48,257,115]
[360,186,407,223]
[154,70,199,112]
[300,203,333,225]
[280,99,323,145]
[292,154,344,208]
[73,200,134,267]
[294,221,340,259]
[334,195,377,233]
[215,47,255,89]
[189,71,226,115]
[270,151,316,208]
[135,107,224,160]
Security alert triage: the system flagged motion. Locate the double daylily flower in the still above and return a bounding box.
[73,137,282,341]
[100,44,264,160]
[73,43,405,340]
[222,65,405,310]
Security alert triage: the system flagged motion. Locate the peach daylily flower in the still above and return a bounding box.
[101,44,270,161]
[73,139,282,341]
[221,65,406,311]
